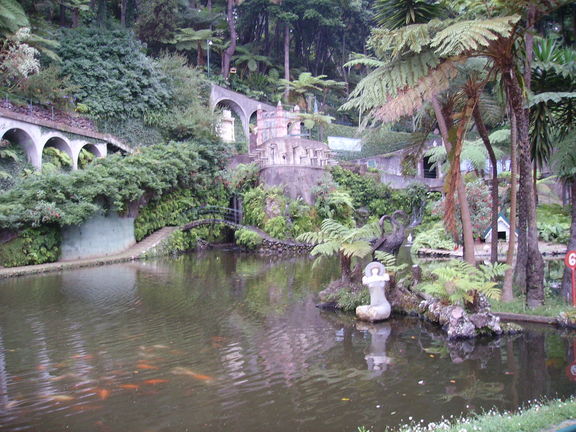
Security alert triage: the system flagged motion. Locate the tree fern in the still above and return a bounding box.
[430,15,520,57]
[418,260,505,305]
[0,0,28,36]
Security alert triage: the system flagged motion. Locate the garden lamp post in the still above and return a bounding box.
[207,40,213,77]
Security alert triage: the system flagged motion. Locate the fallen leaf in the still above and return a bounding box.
[341,398,350,401]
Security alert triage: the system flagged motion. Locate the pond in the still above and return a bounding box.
[0,251,575,432]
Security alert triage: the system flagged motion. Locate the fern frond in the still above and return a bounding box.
[374,251,397,267]
[431,15,520,57]
[310,240,341,257]
[344,53,386,69]
[369,19,448,58]
[342,49,443,116]
[527,92,576,108]
[341,240,373,259]
[372,60,459,123]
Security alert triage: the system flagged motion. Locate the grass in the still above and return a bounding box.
[357,397,576,432]
[491,296,572,318]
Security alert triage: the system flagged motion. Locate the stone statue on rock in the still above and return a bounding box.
[356,262,391,322]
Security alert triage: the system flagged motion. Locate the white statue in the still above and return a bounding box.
[356,261,391,322]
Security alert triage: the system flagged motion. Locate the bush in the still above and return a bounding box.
[0,226,61,267]
[432,179,491,239]
[145,53,217,142]
[537,204,570,244]
[235,228,263,250]
[417,260,507,306]
[0,138,232,231]
[264,216,288,239]
[411,222,456,252]
[57,27,170,120]
[332,288,370,312]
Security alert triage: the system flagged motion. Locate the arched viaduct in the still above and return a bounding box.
[210,85,276,142]
[0,108,131,170]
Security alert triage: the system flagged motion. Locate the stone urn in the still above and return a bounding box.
[356,261,391,322]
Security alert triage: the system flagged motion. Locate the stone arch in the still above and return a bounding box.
[1,127,40,169]
[42,135,74,170]
[77,143,103,169]
[215,98,250,144]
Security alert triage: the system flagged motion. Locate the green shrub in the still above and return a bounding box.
[235,228,263,250]
[163,229,198,254]
[57,27,169,120]
[411,222,456,252]
[0,139,231,231]
[145,54,217,142]
[537,204,570,244]
[332,288,370,312]
[0,226,61,267]
[264,216,288,239]
[417,260,507,306]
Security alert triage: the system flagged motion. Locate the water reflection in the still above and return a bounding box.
[357,322,393,375]
[0,252,575,432]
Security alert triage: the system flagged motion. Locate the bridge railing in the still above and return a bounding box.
[182,206,243,224]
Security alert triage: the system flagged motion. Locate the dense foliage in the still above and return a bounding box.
[0,138,231,230]
[57,28,169,120]
[330,165,428,218]
[0,226,60,267]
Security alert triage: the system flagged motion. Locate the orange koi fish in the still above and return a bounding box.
[171,367,214,382]
[49,394,75,402]
[97,389,110,400]
[143,379,168,385]
[119,384,140,390]
[137,363,158,370]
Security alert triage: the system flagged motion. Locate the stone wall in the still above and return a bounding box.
[60,212,135,261]
[257,238,313,256]
[259,165,329,204]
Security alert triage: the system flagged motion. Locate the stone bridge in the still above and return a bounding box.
[181,218,313,255]
[210,85,276,142]
[0,108,131,170]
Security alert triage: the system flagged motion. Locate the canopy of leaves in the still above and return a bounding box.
[57,27,170,120]
[0,138,231,230]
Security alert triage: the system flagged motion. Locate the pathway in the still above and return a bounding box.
[0,227,177,279]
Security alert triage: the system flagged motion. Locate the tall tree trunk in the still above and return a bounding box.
[473,105,499,263]
[283,22,290,103]
[515,4,536,290]
[561,180,576,303]
[72,8,80,27]
[222,0,237,79]
[197,41,205,66]
[120,0,127,27]
[431,96,476,264]
[502,109,518,302]
[59,4,67,26]
[505,72,544,308]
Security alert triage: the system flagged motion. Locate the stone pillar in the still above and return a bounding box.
[219,109,236,143]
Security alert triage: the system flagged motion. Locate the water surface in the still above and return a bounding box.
[0,251,575,432]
